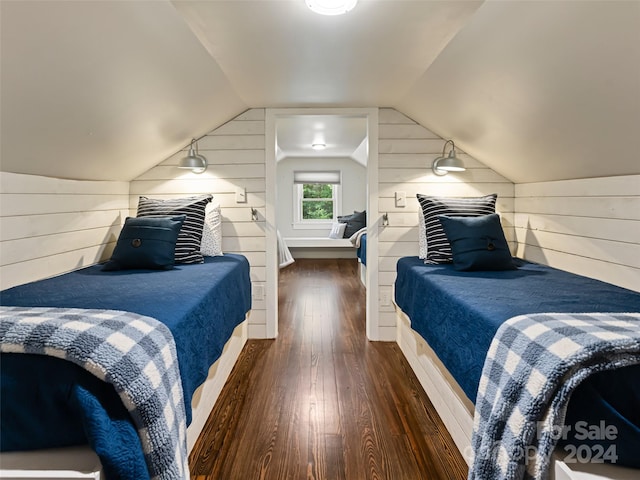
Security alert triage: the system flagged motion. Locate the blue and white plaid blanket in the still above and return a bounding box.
[469,312,640,480]
[0,306,190,480]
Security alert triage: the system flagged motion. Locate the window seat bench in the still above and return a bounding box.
[284,237,352,248]
[283,237,355,259]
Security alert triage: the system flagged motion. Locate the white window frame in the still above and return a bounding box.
[293,182,342,229]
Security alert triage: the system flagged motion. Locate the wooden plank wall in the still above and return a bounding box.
[376,109,515,335]
[515,176,640,292]
[130,109,268,338]
[0,172,128,290]
[5,108,634,341]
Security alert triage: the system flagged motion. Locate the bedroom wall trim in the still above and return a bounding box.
[0,172,129,290]
[515,175,640,292]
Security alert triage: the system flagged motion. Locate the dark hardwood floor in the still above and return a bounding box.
[189,258,468,480]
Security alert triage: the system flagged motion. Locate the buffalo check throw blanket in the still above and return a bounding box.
[0,306,190,480]
[469,312,640,480]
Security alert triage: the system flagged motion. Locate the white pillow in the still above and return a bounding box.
[418,208,427,259]
[328,222,347,239]
[201,203,223,256]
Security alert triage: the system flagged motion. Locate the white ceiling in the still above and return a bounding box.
[397,0,640,183]
[173,0,480,169]
[276,115,368,164]
[1,0,639,183]
[173,0,481,107]
[0,0,246,181]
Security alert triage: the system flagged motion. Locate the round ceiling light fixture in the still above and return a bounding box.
[306,0,358,16]
[311,143,327,150]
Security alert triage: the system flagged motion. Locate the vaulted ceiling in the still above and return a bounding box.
[1,0,638,183]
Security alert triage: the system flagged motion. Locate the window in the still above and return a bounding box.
[300,183,336,220]
[293,171,341,228]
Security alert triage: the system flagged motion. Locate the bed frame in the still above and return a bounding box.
[0,315,249,480]
[358,260,366,287]
[395,305,640,480]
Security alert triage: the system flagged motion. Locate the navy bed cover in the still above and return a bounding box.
[357,233,367,266]
[395,256,640,467]
[0,254,251,477]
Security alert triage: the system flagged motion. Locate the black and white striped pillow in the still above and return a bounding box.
[416,193,497,264]
[137,195,212,264]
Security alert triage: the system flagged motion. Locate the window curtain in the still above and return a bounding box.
[293,171,341,184]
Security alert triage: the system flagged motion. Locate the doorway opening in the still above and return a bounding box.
[265,108,380,340]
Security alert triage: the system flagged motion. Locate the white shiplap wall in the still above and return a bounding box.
[0,172,129,290]
[377,109,515,338]
[129,109,268,338]
[515,176,640,292]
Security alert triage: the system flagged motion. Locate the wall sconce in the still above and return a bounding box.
[382,212,389,227]
[432,139,466,176]
[251,208,259,221]
[178,138,208,174]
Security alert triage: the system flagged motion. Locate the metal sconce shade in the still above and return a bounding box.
[433,151,466,174]
[432,140,466,176]
[179,149,207,173]
[179,139,208,174]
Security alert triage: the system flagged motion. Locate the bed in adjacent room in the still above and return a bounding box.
[349,227,367,287]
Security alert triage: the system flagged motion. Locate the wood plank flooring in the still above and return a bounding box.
[189,258,468,480]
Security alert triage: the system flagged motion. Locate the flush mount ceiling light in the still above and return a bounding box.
[306,0,357,16]
[178,138,208,174]
[432,139,466,176]
[311,143,327,150]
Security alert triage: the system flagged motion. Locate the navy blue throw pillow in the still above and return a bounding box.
[438,213,516,271]
[102,216,185,271]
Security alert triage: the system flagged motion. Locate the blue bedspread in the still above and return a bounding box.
[395,257,640,401]
[357,233,367,266]
[0,254,251,477]
[395,257,640,468]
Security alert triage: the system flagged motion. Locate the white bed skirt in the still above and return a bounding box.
[0,317,249,480]
[395,305,640,480]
